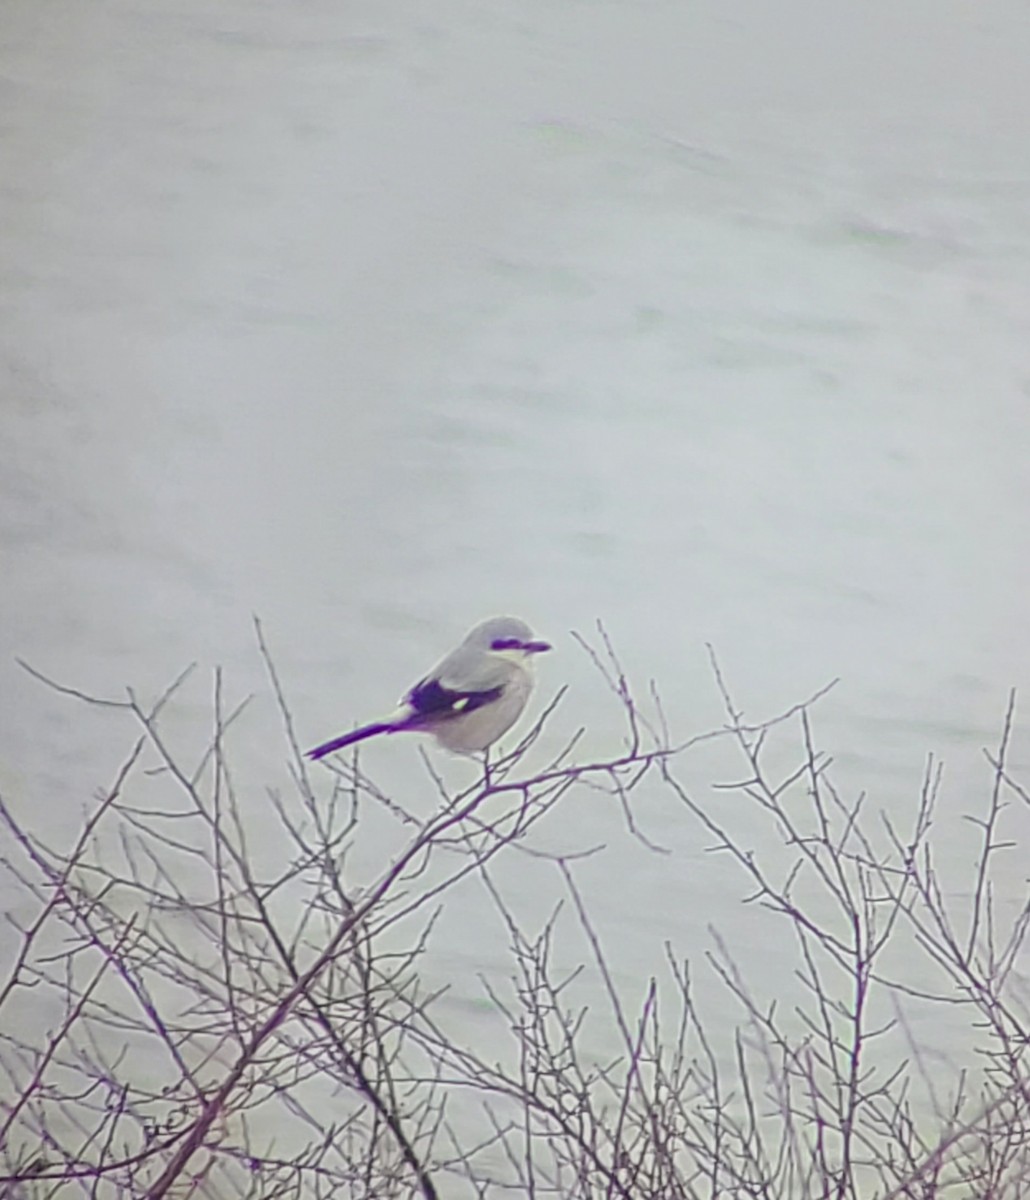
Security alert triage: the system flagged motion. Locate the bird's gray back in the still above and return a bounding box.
[431,640,519,693]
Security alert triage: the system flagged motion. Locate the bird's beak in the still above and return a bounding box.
[523,639,551,654]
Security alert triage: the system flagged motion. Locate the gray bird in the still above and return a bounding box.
[307,616,551,760]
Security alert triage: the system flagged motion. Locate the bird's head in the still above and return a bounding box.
[467,616,551,659]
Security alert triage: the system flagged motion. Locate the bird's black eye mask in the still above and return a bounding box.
[492,637,552,653]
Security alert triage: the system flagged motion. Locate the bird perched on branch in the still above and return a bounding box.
[307,616,551,760]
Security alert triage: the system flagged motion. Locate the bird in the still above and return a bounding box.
[307,616,551,761]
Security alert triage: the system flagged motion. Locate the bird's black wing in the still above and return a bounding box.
[406,677,504,722]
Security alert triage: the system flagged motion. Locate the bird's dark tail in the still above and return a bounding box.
[306,721,399,761]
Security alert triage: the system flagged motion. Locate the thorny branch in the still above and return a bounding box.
[1,628,1027,1198]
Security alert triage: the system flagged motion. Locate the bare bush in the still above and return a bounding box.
[1,625,1027,1198]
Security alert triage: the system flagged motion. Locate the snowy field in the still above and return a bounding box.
[3,0,1030,1186]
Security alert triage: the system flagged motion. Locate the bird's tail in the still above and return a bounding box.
[306,709,416,761]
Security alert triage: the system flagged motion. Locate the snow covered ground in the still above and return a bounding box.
[3,0,1030,1162]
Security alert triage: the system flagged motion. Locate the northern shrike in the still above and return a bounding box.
[307,616,551,760]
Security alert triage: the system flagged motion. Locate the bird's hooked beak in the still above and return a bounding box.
[522,639,551,655]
